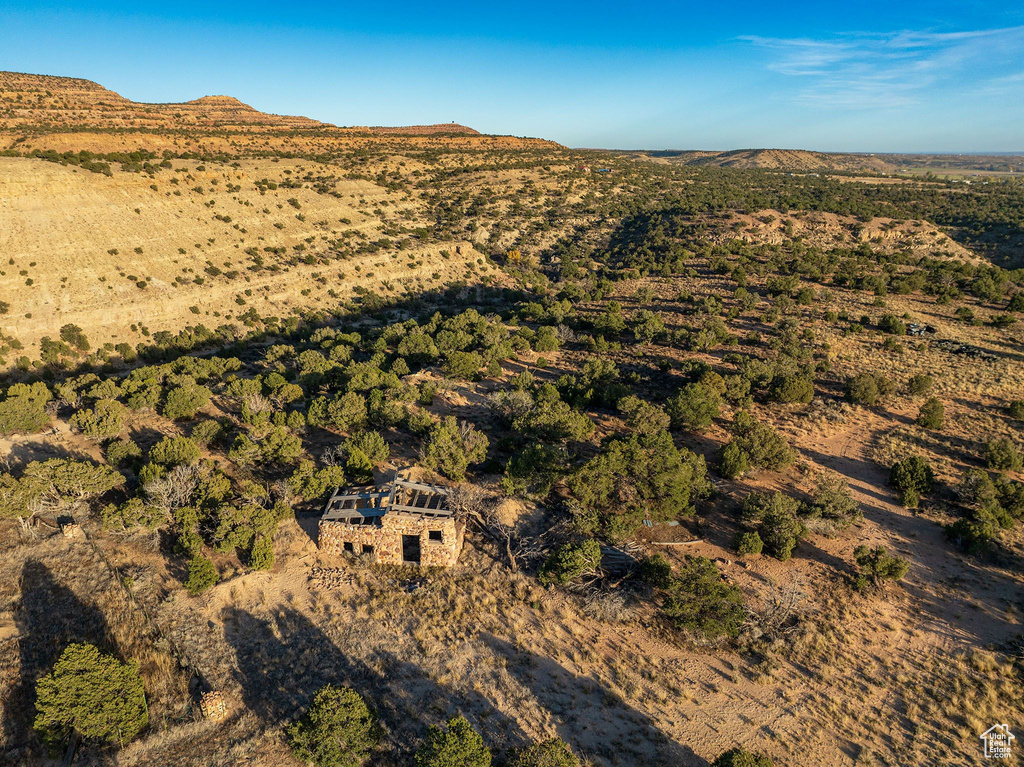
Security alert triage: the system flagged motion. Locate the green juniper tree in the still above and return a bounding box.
[422,416,489,482]
[510,739,580,767]
[662,556,745,639]
[889,455,934,508]
[538,539,602,586]
[916,398,945,430]
[853,545,909,591]
[34,643,148,750]
[712,748,775,767]
[287,685,383,767]
[414,715,490,767]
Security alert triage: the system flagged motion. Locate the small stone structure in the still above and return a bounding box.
[318,474,465,567]
[905,323,936,337]
[199,690,229,721]
[59,517,83,539]
[309,567,356,590]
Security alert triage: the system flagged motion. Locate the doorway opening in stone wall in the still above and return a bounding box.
[402,534,421,564]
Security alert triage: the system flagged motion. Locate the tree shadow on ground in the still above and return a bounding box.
[292,514,321,549]
[1,560,111,762]
[481,633,708,767]
[793,536,854,578]
[126,425,171,451]
[800,444,1024,647]
[799,447,897,506]
[222,607,527,763]
[2,440,94,470]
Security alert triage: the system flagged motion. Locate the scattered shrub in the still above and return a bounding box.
[184,555,219,595]
[190,419,224,447]
[0,382,52,435]
[101,498,163,532]
[570,429,708,540]
[735,531,763,555]
[712,748,774,767]
[510,739,580,767]
[767,372,814,404]
[719,412,794,478]
[618,395,671,435]
[889,455,934,508]
[662,556,745,639]
[916,398,944,430]
[149,436,201,467]
[248,534,275,570]
[59,323,91,352]
[741,492,803,561]
[639,553,673,589]
[422,416,488,482]
[906,374,933,396]
[666,382,721,432]
[853,545,909,591]
[0,459,125,520]
[105,438,143,469]
[163,382,212,420]
[69,398,126,439]
[878,314,906,335]
[287,684,382,767]
[944,517,997,555]
[718,441,749,479]
[985,437,1023,472]
[443,351,483,380]
[845,373,893,406]
[414,715,490,767]
[538,539,602,586]
[289,460,347,501]
[801,472,861,530]
[34,643,148,749]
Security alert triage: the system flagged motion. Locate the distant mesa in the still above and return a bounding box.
[637,147,1022,175]
[642,148,897,173]
[185,95,247,106]
[0,70,481,136]
[356,123,481,136]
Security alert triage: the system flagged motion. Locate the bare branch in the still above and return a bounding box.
[745,577,811,640]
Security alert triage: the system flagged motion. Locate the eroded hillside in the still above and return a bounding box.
[0,156,499,350]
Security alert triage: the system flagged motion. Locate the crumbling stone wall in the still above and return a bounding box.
[199,690,229,721]
[60,519,83,539]
[319,513,465,567]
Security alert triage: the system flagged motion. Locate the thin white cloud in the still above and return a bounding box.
[742,26,1024,108]
[980,70,1024,97]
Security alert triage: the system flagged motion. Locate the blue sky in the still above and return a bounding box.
[2,1,1022,151]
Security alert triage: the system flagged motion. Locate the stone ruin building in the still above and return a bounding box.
[318,474,465,567]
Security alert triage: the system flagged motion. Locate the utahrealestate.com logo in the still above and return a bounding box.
[980,724,1015,759]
